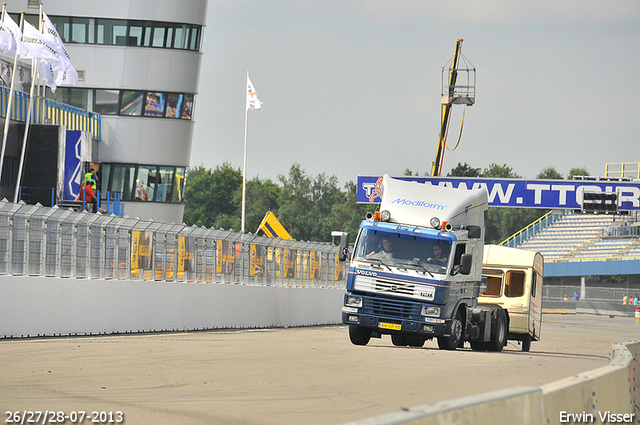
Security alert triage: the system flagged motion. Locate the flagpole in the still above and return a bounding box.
[13,7,41,203]
[241,71,249,233]
[14,57,37,203]
[0,9,23,187]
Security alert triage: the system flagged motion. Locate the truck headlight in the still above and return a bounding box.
[421,306,440,317]
[345,296,363,308]
[342,306,358,314]
[430,217,441,229]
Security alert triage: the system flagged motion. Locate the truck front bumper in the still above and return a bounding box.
[342,310,447,336]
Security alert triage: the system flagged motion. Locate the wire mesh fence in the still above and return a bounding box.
[0,200,347,288]
[543,285,636,303]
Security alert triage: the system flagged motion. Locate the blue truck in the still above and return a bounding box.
[340,174,510,351]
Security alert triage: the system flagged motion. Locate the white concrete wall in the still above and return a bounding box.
[0,276,345,338]
[343,340,639,425]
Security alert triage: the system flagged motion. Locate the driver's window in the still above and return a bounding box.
[453,244,466,265]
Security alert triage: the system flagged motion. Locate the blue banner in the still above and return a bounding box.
[62,130,85,201]
[356,176,640,211]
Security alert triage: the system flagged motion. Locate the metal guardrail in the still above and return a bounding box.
[0,86,101,141]
[0,200,346,288]
[605,162,640,180]
[543,285,636,303]
[499,210,561,248]
[545,254,640,263]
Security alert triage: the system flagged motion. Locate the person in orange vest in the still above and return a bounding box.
[77,181,97,212]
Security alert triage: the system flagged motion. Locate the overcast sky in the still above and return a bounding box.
[190,1,640,186]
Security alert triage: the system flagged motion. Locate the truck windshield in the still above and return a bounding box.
[353,228,452,274]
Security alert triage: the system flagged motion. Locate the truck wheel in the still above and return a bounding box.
[489,311,508,352]
[391,334,407,346]
[349,325,372,346]
[437,310,463,351]
[522,334,532,352]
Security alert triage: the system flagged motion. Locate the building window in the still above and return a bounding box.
[44,87,195,120]
[135,165,157,201]
[175,167,185,202]
[181,95,193,120]
[94,90,119,115]
[189,26,201,51]
[157,167,174,202]
[165,93,182,118]
[71,17,93,43]
[17,14,203,52]
[141,21,153,46]
[102,163,185,204]
[120,91,144,116]
[128,22,143,47]
[113,20,129,45]
[110,164,137,201]
[152,24,167,48]
[144,92,165,117]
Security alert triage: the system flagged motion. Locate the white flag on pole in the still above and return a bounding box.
[246,75,262,110]
[42,12,73,71]
[2,13,27,56]
[55,66,78,86]
[22,20,60,63]
[38,60,57,91]
[0,21,16,54]
[42,12,78,86]
[21,15,77,89]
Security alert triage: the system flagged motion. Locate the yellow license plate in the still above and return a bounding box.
[379,322,401,331]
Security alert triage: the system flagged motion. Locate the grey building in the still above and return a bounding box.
[6,0,208,223]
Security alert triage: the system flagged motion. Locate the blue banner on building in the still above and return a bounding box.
[356,176,640,211]
[62,130,91,201]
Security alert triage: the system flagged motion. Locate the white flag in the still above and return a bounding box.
[2,14,27,56]
[0,21,16,54]
[22,20,60,63]
[42,12,73,72]
[44,12,78,86]
[38,60,57,91]
[55,65,78,86]
[246,75,262,110]
[22,15,77,88]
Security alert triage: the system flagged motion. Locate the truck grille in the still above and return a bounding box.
[353,274,435,301]
[374,280,415,296]
[363,296,421,320]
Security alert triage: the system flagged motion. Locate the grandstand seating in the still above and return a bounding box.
[515,213,640,261]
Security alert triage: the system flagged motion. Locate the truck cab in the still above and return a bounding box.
[479,244,544,351]
[341,175,510,350]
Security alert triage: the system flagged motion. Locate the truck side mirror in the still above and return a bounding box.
[466,225,481,239]
[338,232,350,262]
[459,253,473,275]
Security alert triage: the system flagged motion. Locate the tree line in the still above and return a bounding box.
[183,162,589,244]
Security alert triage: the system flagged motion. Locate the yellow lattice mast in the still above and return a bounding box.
[431,39,476,177]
